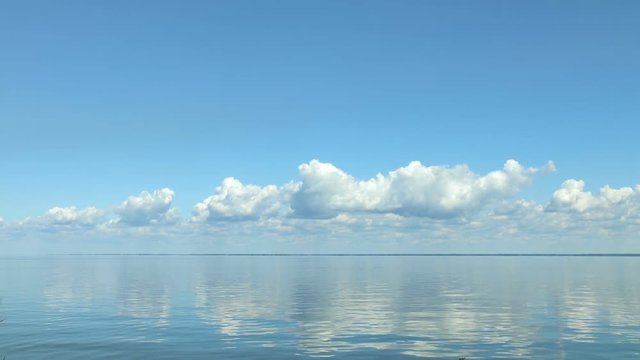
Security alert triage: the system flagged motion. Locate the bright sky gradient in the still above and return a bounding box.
[1,1,639,254]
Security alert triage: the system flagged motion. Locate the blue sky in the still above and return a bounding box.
[1,1,639,253]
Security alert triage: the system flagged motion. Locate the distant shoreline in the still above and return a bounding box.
[60,253,640,257]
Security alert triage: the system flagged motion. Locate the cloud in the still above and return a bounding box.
[480,180,640,247]
[44,206,104,226]
[116,188,178,226]
[192,177,298,222]
[193,160,548,222]
[6,159,640,253]
[547,179,639,220]
[290,159,549,219]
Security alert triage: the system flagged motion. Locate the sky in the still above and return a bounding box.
[1,0,639,254]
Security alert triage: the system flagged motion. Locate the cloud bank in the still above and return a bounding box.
[2,159,640,253]
[290,159,548,219]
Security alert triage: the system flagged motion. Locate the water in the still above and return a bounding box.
[0,256,639,359]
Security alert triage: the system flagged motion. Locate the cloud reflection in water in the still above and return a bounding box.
[1,256,636,359]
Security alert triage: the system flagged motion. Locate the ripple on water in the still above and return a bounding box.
[0,256,640,359]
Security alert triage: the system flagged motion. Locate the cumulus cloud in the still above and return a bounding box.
[547,179,639,220]
[44,206,104,226]
[116,188,179,226]
[479,179,640,246]
[192,178,298,222]
[192,159,551,222]
[290,159,549,219]
[7,159,640,253]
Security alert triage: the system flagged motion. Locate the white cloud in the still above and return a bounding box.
[193,160,547,222]
[8,159,640,253]
[548,180,599,213]
[479,180,640,248]
[44,206,104,226]
[192,177,298,222]
[547,179,639,219]
[290,159,548,219]
[116,188,178,226]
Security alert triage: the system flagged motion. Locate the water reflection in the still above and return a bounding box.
[115,260,172,330]
[186,257,640,358]
[42,259,100,311]
[194,280,283,337]
[561,285,598,342]
[1,256,639,358]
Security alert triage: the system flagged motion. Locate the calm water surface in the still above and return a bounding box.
[0,256,639,359]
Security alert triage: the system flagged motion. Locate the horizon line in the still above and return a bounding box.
[58,253,640,257]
